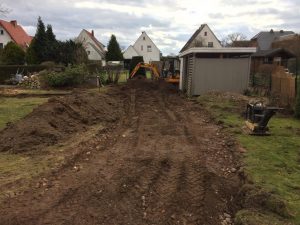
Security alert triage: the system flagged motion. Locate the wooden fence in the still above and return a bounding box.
[271,66,296,106]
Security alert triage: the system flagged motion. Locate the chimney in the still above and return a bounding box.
[91,30,94,37]
[10,20,17,27]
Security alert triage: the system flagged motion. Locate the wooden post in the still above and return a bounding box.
[96,76,100,93]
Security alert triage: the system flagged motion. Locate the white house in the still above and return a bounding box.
[76,29,106,65]
[0,19,32,50]
[180,24,222,52]
[123,31,160,63]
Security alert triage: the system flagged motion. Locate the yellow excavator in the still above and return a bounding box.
[130,62,180,84]
[130,62,160,79]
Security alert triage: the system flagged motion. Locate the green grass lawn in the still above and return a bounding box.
[0,97,48,130]
[198,95,300,224]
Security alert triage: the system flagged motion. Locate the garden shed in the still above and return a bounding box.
[179,47,257,96]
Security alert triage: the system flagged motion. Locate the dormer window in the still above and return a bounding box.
[204,31,207,36]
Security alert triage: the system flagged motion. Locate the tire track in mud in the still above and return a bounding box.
[0,80,240,225]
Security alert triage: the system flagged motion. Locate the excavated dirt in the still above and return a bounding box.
[0,80,241,225]
[0,89,125,153]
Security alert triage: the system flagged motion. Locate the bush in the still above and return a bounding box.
[1,42,25,65]
[129,56,145,77]
[87,62,103,74]
[41,65,87,87]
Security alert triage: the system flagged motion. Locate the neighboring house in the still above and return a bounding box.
[180,24,222,53]
[251,29,294,51]
[179,24,256,96]
[76,29,106,65]
[250,29,296,73]
[123,31,160,63]
[0,19,32,50]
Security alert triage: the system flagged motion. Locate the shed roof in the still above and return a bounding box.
[179,47,257,57]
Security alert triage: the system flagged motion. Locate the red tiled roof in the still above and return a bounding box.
[0,19,32,48]
[84,29,105,51]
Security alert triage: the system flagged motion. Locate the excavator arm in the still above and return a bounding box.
[130,63,160,79]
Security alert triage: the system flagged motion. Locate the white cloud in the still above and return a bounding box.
[1,0,300,55]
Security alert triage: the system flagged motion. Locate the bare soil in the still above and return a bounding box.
[0,80,241,225]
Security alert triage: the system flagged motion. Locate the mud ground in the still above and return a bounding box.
[0,80,241,225]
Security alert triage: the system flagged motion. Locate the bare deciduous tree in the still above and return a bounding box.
[0,3,10,15]
[222,33,247,47]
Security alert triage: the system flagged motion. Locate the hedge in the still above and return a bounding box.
[0,65,47,84]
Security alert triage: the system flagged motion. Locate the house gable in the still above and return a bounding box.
[0,19,32,49]
[125,31,160,63]
[180,24,222,53]
[77,29,106,61]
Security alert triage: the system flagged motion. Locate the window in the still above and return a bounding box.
[141,45,143,51]
[0,30,4,35]
[204,31,207,36]
[143,37,145,40]
[208,42,213,47]
[147,45,152,52]
[87,50,90,55]
[0,43,3,49]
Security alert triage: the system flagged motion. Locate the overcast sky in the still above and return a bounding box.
[1,0,299,55]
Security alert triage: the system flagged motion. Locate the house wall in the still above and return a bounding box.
[191,58,251,95]
[123,45,139,59]
[77,30,104,61]
[0,25,13,48]
[192,25,222,48]
[133,32,160,63]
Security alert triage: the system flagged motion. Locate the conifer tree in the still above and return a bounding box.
[45,24,58,61]
[106,35,123,61]
[26,17,47,64]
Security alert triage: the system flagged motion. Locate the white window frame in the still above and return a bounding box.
[147,45,152,52]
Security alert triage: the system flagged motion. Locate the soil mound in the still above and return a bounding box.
[0,89,125,153]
